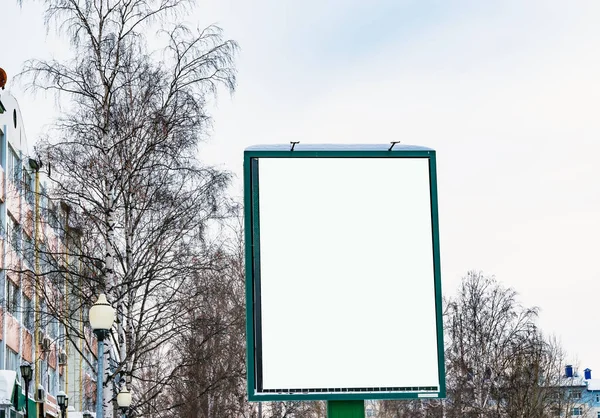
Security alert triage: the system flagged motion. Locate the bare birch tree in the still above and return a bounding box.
[16,0,238,416]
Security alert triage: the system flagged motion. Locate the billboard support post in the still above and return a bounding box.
[327,400,365,418]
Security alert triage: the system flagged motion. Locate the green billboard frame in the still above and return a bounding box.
[244,144,445,401]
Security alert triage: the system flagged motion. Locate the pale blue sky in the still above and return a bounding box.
[4,0,600,376]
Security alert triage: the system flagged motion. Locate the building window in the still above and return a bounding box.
[39,246,52,275]
[23,233,34,266]
[48,367,58,396]
[597,411,600,418]
[59,372,65,396]
[6,280,19,316]
[5,349,19,373]
[6,217,21,253]
[48,317,59,339]
[82,346,97,377]
[7,145,20,187]
[39,298,48,332]
[40,185,48,211]
[571,391,582,399]
[82,347,91,375]
[58,323,66,351]
[50,268,65,290]
[23,294,34,330]
[40,359,48,393]
[47,201,59,230]
[23,169,33,205]
[572,407,582,416]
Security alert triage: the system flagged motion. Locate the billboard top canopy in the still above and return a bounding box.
[244,143,434,153]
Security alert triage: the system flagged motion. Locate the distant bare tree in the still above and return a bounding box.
[261,401,326,418]
[159,219,327,418]
[378,399,442,418]
[16,0,238,416]
[443,271,541,417]
[379,271,575,418]
[159,220,248,418]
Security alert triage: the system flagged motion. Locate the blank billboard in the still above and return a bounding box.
[244,144,444,401]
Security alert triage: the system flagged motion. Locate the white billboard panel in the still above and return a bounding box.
[245,145,444,401]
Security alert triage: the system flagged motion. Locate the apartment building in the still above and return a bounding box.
[553,365,600,418]
[0,79,97,417]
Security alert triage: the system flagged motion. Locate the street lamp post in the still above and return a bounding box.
[20,363,33,418]
[56,391,68,418]
[89,294,115,418]
[116,387,132,418]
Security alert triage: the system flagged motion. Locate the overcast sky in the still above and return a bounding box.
[4,0,600,376]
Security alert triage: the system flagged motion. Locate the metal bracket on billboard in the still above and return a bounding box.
[388,141,401,151]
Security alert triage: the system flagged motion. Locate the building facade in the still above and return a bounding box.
[0,84,97,417]
[554,366,600,418]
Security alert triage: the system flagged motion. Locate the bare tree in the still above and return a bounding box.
[379,271,575,418]
[378,399,443,418]
[443,271,541,417]
[158,218,327,418]
[158,220,248,418]
[16,0,238,416]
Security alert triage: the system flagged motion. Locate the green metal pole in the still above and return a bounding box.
[327,401,365,418]
[95,334,106,418]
